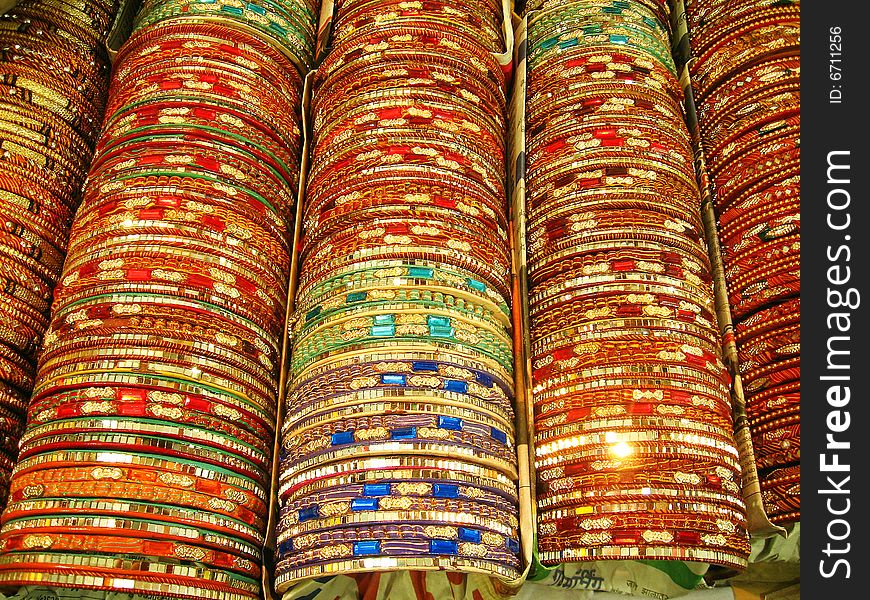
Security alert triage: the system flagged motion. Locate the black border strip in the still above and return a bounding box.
[802,1,870,594]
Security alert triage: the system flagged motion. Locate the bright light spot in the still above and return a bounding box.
[363,557,398,569]
[610,442,633,458]
[97,453,132,463]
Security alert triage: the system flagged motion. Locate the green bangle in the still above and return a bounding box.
[291,324,514,374]
[295,288,511,335]
[296,261,511,317]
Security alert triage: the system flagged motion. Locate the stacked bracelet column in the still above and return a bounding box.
[686,0,801,525]
[0,0,119,505]
[275,0,523,588]
[523,0,750,568]
[0,0,317,596]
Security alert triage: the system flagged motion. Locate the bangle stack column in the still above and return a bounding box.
[523,0,750,568]
[0,0,317,596]
[0,0,119,505]
[686,0,801,525]
[275,0,524,588]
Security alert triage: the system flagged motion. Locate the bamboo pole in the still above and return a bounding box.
[261,69,315,600]
[506,13,541,584]
[0,0,18,16]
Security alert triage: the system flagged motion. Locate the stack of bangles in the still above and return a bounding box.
[687,0,800,525]
[275,0,522,588]
[0,0,118,505]
[524,0,749,568]
[0,0,317,597]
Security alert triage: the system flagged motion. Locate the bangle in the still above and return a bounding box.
[283,468,519,507]
[39,330,276,392]
[745,382,800,419]
[288,346,514,395]
[315,24,506,90]
[286,410,513,450]
[312,66,503,130]
[36,349,277,411]
[536,386,732,422]
[295,260,510,319]
[49,293,279,357]
[3,496,263,545]
[132,7,313,75]
[279,507,519,542]
[281,480,516,518]
[11,449,267,502]
[278,532,520,571]
[759,463,799,522]
[6,476,265,529]
[30,372,275,430]
[538,464,740,498]
[274,556,520,592]
[0,348,34,392]
[18,431,268,483]
[29,390,272,443]
[537,493,745,520]
[0,531,260,577]
[0,512,260,559]
[10,461,265,507]
[0,569,255,600]
[282,438,518,482]
[19,416,270,470]
[333,0,504,53]
[536,446,739,482]
[279,455,518,500]
[538,536,749,570]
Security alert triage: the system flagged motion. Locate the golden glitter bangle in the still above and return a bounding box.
[2,496,263,544]
[283,466,519,507]
[274,556,519,592]
[278,456,518,499]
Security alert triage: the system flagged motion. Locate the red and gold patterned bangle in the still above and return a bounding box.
[688,0,801,527]
[0,555,259,600]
